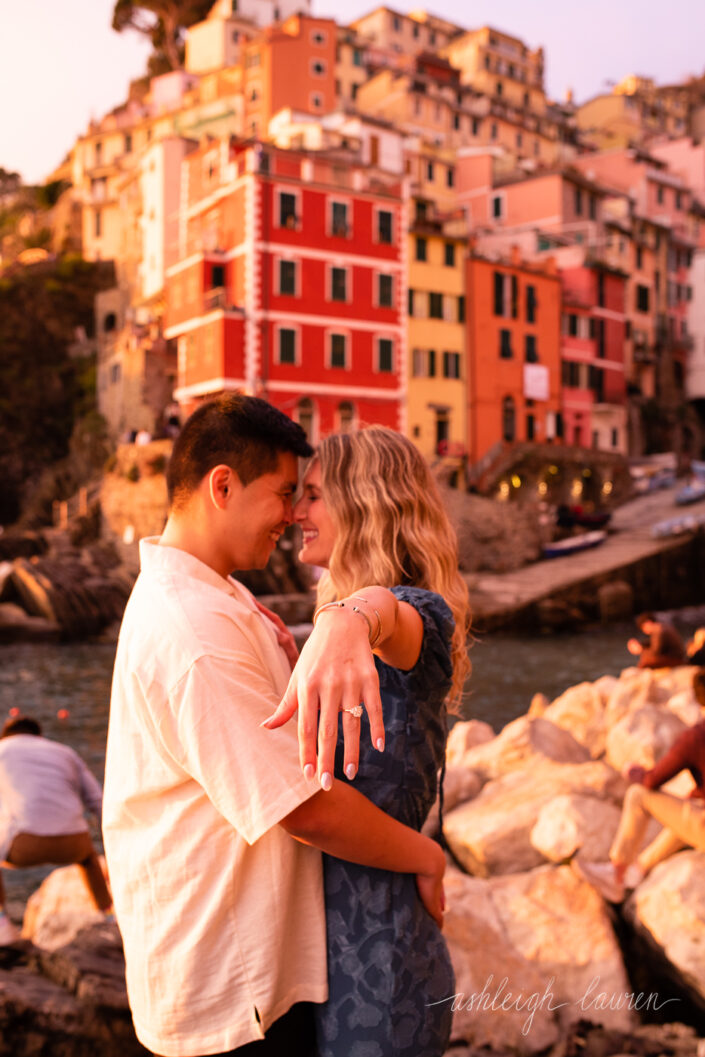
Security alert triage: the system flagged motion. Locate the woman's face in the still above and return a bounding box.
[294,460,337,568]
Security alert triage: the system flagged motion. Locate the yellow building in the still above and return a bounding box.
[441,26,547,114]
[406,205,467,464]
[577,78,691,151]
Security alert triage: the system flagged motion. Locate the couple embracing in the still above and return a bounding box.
[104,394,470,1057]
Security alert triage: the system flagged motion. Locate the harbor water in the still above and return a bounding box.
[0,618,698,913]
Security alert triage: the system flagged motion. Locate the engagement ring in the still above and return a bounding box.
[342,705,364,718]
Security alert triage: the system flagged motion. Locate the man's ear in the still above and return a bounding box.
[208,464,240,510]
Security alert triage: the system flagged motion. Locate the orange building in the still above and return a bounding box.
[242,14,338,138]
[466,251,562,463]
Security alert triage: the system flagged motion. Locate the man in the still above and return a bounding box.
[575,670,705,902]
[103,395,445,1057]
[627,611,686,669]
[0,716,110,945]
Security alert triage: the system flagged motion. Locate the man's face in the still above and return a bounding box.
[228,451,299,571]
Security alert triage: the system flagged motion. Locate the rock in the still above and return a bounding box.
[605,704,687,773]
[446,719,495,765]
[666,688,703,727]
[528,692,549,717]
[623,850,705,1011]
[597,580,634,622]
[444,863,635,1053]
[0,602,61,643]
[544,683,607,758]
[593,674,618,705]
[604,669,653,726]
[530,794,623,863]
[457,716,590,783]
[423,765,484,837]
[444,760,624,876]
[23,862,105,951]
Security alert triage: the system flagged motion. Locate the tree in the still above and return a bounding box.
[112,0,214,72]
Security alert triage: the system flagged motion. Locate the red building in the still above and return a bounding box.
[557,248,628,452]
[465,250,562,463]
[165,137,407,439]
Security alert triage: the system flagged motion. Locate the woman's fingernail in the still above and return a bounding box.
[376,738,385,752]
[260,717,273,728]
[303,763,315,781]
[320,771,333,791]
[345,763,356,780]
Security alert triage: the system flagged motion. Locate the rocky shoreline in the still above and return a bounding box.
[2,664,705,1054]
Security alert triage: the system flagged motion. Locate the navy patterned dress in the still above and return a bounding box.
[315,587,456,1057]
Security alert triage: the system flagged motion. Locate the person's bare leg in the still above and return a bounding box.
[7,832,111,912]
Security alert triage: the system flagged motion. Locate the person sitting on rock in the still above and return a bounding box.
[575,670,705,902]
[0,716,111,945]
[627,612,686,669]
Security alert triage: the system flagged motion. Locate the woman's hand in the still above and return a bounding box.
[627,638,643,656]
[416,843,446,928]
[622,762,647,784]
[255,601,299,671]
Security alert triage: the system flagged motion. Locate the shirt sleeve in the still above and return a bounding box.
[160,648,317,846]
[643,727,700,789]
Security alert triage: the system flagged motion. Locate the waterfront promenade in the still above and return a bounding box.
[467,486,703,628]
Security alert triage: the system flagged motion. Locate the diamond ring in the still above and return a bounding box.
[342,705,364,718]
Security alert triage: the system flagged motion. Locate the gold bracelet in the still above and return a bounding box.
[350,595,383,649]
[312,600,374,643]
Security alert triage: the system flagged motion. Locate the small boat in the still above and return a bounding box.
[675,479,705,506]
[652,513,705,538]
[542,530,607,559]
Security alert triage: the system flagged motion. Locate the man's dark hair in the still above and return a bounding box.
[166,394,313,507]
[1,716,42,738]
[636,611,656,630]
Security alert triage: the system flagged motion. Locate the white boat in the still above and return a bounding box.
[542,530,607,559]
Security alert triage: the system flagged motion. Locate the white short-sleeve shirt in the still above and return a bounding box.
[103,539,326,1057]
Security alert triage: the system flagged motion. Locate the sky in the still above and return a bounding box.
[2,0,705,185]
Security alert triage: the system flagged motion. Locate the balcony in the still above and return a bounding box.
[203,288,243,314]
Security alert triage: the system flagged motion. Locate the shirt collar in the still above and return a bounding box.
[139,536,254,606]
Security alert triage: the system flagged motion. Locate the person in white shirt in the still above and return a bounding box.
[103,394,446,1057]
[0,715,111,945]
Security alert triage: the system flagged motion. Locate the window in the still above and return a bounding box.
[279,191,298,228]
[502,396,516,442]
[331,267,347,302]
[426,161,434,181]
[446,166,455,189]
[330,333,347,369]
[589,365,605,402]
[525,335,538,363]
[516,132,523,148]
[279,328,296,364]
[408,288,415,316]
[494,271,505,315]
[494,271,517,317]
[428,349,436,376]
[429,292,443,319]
[297,398,314,440]
[331,200,349,237]
[312,30,327,45]
[568,314,578,337]
[611,428,619,449]
[311,60,326,76]
[636,284,650,313]
[458,296,465,323]
[472,117,481,136]
[110,362,121,384]
[103,312,117,333]
[377,338,393,372]
[415,237,427,262]
[211,265,225,289]
[95,141,102,165]
[377,210,393,244]
[574,187,583,215]
[523,91,530,107]
[124,133,132,154]
[589,196,597,221]
[492,194,504,219]
[636,246,643,269]
[353,48,362,66]
[94,209,102,238]
[526,413,535,441]
[378,273,393,308]
[491,122,498,140]
[310,93,323,109]
[496,82,503,96]
[597,319,606,359]
[562,360,580,387]
[526,284,536,323]
[443,352,460,378]
[279,259,296,295]
[597,272,605,307]
[675,191,682,210]
[499,329,513,358]
[435,410,449,450]
[412,348,426,376]
[444,242,455,267]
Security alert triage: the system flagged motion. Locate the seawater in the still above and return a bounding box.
[0,621,692,913]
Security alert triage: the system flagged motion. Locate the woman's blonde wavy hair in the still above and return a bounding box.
[314,426,470,708]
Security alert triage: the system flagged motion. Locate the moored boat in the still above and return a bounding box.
[542,530,607,559]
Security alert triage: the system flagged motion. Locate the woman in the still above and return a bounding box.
[293,426,470,1057]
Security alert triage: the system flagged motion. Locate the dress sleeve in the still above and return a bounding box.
[388,586,454,692]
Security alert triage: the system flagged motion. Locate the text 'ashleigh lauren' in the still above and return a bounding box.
[428,974,680,1036]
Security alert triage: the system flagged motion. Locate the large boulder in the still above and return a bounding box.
[423,765,483,837]
[446,719,495,766]
[543,682,607,758]
[456,716,590,784]
[444,760,624,876]
[604,668,653,726]
[623,850,705,1011]
[23,862,106,951]
[530,794,623,863]
[445,864,635,1053]
[605,704,687,773]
